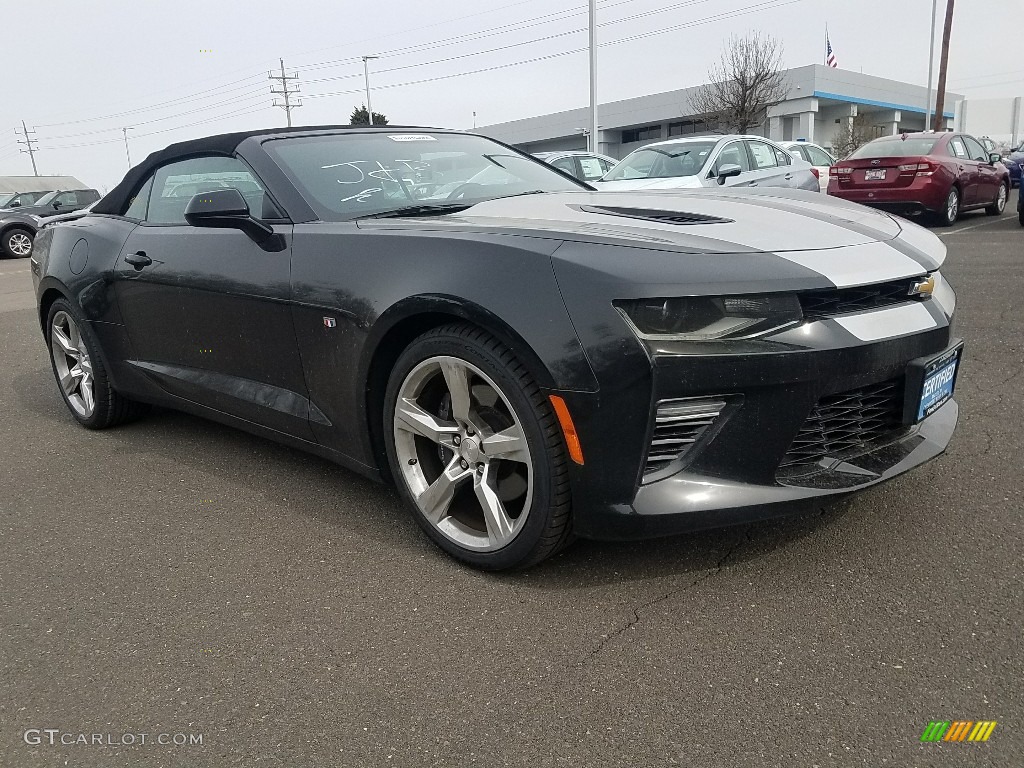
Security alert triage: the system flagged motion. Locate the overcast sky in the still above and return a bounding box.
[0,0,1020,191]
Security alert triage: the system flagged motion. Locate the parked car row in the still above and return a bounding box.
[0,187,100,258]
[530,130,1009,227]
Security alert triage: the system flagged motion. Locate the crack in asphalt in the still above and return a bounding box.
[581,525,754,664]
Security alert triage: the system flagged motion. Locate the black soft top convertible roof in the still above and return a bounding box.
[92,124,454,215]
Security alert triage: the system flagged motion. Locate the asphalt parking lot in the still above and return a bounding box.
[1,209,1021,767]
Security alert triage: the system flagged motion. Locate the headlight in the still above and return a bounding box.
[616,294,803,340]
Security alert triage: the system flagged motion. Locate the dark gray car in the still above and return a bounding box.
[0,188,100,258]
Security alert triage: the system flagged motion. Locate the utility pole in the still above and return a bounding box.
[588,0,598,153]
[361,56,379,126]
[932,0,955,132]
[269,58,302,127]
[122,127,134,169]
[16,120,39,176]
[925,0,938,130]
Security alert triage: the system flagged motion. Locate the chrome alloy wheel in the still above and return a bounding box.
[393,356,533,552]
[7,231,32,257]
[947,189,959,222]
[996,183,1008,212]
[50,311,95,418]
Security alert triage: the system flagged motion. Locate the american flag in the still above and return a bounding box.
[826,35,838,67]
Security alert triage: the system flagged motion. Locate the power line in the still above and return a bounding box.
[16,121,39,176]
[304,0,805,101]
[269,58,302,127]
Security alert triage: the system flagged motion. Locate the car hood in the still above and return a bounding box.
[1,204,51,217]
[590,176,703,191]
[359,188,945,287]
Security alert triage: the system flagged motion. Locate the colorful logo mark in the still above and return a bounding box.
[920,721,997,742]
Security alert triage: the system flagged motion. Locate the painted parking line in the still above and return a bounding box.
[938,217,1012,236]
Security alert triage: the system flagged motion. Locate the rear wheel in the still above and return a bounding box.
[936,187,960,226]
[2,227,34,258]
[384,324,573,570]
[986,181,1008,216]
[46,298,148,429]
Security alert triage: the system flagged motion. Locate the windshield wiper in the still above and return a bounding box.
[358,203,473,219]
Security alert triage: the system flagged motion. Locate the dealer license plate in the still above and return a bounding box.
[864,169,887,180]
[914,345,962,422]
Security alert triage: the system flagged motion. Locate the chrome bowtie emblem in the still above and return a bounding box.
[323,317,337,328]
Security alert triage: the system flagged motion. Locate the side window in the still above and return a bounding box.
[577,156,607,181]
[773,146,792,165]
[949,138,968,159]
[550,156,579,178]
[55,191,79,206]
[746,141,779,170]
[806,145,834,166]
[788,145,809,162]
[711,142,751,176]
[963,136,987,162]
[123,176,155,220]
[147,155,276,225]
[598,158,613,175]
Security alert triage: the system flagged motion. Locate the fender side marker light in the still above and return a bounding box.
[549,395,584,465]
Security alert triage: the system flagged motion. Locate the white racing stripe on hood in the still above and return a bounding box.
[775,240,926,288]
[835,302,937,341]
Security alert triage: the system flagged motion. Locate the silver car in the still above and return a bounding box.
[533,150,618,183]
[592,135,819,192]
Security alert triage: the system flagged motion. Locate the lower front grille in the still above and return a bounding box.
[778,378,909,477]
[644,397,727,478]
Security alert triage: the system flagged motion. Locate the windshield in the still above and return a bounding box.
[849,137,940,159]
[33,191,58,205]
[263,131,586,220]
[0,194,13,207]
[604,141,717,181]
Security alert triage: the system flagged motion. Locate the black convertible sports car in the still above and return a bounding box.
[31,126,962,569]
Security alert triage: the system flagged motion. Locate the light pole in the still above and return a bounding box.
[122,127,134,169]
[588,0,598,153]
[362,55,379,125]
[925,0,937,130]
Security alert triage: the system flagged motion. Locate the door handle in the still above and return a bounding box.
[124,251,152,270]
[749,182,759,186]
[785,173,794,180]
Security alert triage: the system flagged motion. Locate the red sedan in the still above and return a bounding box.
[828,132,1009,226]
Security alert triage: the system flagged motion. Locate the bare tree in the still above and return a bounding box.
[831,114,881,159]
[690,33,788,134]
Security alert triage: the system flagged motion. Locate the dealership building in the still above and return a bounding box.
[478,64,963,160]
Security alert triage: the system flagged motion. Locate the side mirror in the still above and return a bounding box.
[8,201,20,208]
[184,188,284,251]
[989,153,1002,164]
[716,163,743,185]
[52,200,62,209]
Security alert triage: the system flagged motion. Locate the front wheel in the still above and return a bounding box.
[936,187,960,226]
[2,227,34,258]
[384,324,573,570]
[986,181,1008,216]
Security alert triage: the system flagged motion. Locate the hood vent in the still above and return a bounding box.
[576,204,733,226]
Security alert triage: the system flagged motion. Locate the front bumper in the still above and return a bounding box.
[584,400,957,540]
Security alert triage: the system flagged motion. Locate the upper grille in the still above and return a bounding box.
[798,279,924,319]
[778,379,909,477]
[644,397,726,478]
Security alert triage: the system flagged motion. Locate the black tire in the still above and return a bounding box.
[1019,207,1024,227]
[46,298,149,429]
[935,187,960,227]
[383,323,573,570]
[1,226,34,258]
[986,181,1009,216]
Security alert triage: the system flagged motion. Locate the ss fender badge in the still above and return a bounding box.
[910,276,935,297]
[323,317,337,328]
